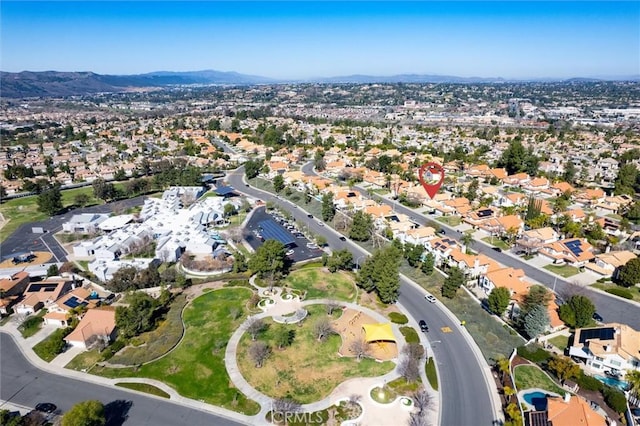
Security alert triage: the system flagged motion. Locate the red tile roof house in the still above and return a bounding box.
[43,287,96,327]
[64,308,117,350]
[0,272,31,315]
[14,278,73,315]
[539,238,595,267]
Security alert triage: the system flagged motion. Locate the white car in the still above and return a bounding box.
[286,250,295,256]
[424,294,437,303]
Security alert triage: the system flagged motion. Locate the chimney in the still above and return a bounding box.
[605,245,611,253]
[564,393,571,403]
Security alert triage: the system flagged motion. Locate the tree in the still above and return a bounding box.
[274,325,295,349]
[0,410,22,426]
[617,257,640,287]
[62,400,105,426]
[313,318,335,342]
[244,159,264,180]
[356,246,401,303]
[46,264,59,277]
[349,339,369,361]
[496,356,511,382]
[326,300,341,315]
[523,304,550,338]
[115,292,157,339]
[37,184,63,216]
[349,211,374,241]
[487,287,510,316]
[326,249,353,272]
[460,232,474,253]
[562,161,577,184]
[273,174,285,193]
[321,192,335,222]
[548,356,580,382]
[498,139,529,175]
[603,386,627,413]
[558,295,596,328]
[421,253,435,275]
[522,285,552,314]
[503,386,516,403]
[249,341,271,367]
[74,193,91,208]
[403,242,424,267]
[413,388,432,416]
[442,267,465,298]
[92,178,116,202]
[223,203,237,218]
[465,178,479,202]
[614,163,639,195]
[247,318,267,341]
[248,239,287,288]
[232,250,248,273]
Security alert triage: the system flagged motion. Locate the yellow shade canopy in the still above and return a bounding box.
[362,323,396,343]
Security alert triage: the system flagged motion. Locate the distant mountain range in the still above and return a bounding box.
[1,69,638,98]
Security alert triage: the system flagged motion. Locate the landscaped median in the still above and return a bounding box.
[80,287,261,415]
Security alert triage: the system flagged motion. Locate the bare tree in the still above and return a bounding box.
[407,412,429,426]
[247,318,266,341]
[180,191,196,208]
[249,341,271,368]
[403,343,425,360]
[326,300,341,315]
[272,398,301,414]
[399,357,420,383]
[313,318,335,342]
[413,389,432,416]
[349,339,370,361]
[227,227,244,244]
[557,280,586,302]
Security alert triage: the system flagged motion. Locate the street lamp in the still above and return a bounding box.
[355,254,367,270]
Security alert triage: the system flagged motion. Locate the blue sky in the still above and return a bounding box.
[1,1,638,79]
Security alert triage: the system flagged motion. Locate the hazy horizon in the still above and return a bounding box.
[1,1,638,80]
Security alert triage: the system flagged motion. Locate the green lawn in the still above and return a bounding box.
[435,216,461,226]
[426,357,438,391]
[236,304,394,403]
[66,349,102,371]
[481,237,511,250]
[18,309,47,338]
[514,365,564,394]
[591,282,640,302]
[547,335,569,352]
[283,268,357,302]
[387,376,421,395]
[544,264,579,278]
[90,288,260,415]
[108,295,187,365]
[115,382,170,398]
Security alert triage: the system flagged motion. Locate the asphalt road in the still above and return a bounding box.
[228,166,498,426]
[0,333,246,426]
[2,196,147,263]
[301,162,640,330]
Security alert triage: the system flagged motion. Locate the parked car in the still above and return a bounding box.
[307,214,313,218]
[593,312,604,322]
[424,294,437,303]
[419,320,429,332]
[438,229,446,235]
[492,247,502,252]
[339,236,346,241]
[285,250,295,256]
[35,403,57,414]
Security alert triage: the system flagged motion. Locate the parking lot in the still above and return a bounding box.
[244,207,323,263]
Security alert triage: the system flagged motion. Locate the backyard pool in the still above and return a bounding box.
[522,391,549,411]
[594,375,629,391]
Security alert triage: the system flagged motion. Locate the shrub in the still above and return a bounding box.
[33,327,74,362]
[388,312,409,324]
[425,357,438,390]
[100,339,126,361]
[400,326,420,344]
[516,344,552,363]
[603,385,627,413]
[574,371,604,391]
[604,287,633,299]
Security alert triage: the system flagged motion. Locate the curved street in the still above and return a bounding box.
[227,166,502,426]
[0,333,246,426]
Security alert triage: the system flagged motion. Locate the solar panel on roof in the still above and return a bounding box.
[215,186,235,196]
[258,220,295,246]
[63,296,87,309]
[477,209,493,217]
[578,327,615,344]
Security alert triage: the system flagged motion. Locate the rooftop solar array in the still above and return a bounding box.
[27,283,58,292]
[477,209,493,218]
[527,411,549,426]
[215,186,236,196]
[578,327,615,344]
[564,239,583,256]
[258,220,295,246]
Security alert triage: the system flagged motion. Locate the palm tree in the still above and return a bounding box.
[626,370,640,404]
[461,232,474,254]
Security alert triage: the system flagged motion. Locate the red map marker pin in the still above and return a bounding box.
[418,162,445,199]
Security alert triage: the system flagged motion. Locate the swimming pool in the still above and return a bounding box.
[594,374,629,391]
[522,391,549,411]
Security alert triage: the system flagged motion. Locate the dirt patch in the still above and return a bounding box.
[357,291,401,316]
[332,308,397,361]
[0,251,52,268]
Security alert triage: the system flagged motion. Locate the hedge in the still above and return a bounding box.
[388,312,409,324]
[603,386,627,413]
[574,371,603,391]
[400,326,420,344]
[517,344,552,364]
[604,287,633,300]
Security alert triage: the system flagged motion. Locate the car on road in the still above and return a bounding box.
[492,247,502,252]
[307,214,313,218]
[424,294,437,303]
[419,320,429,332]
[35,403,57,413]
[317,221,324,226]
[593,312,604,322]
[438,229,446,235]
[339,236,346,241]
